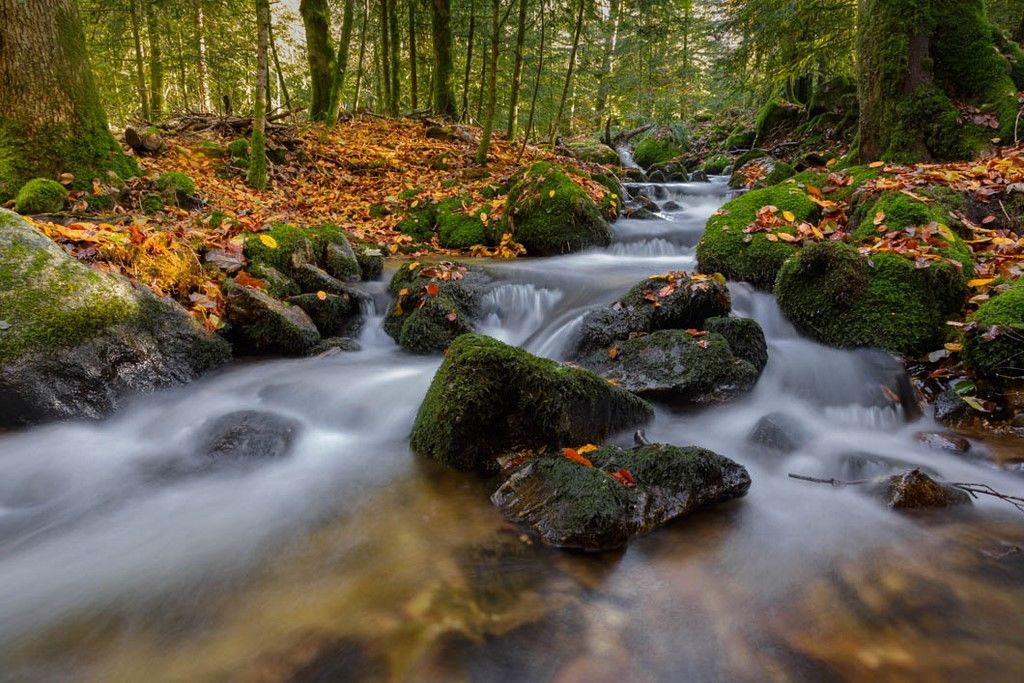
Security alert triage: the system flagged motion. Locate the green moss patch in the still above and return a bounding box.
[632,126,688,169]
[14,178,68,214]
[963,281,1024,379]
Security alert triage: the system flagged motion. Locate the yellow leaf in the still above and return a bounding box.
[944,342,963,353]
[398,288,410,296]
[548,190,556,198]
[869,161,885,168]
[316,290,328,300]
[765,233,779,241]
[577,444,600,454]
[826,158,837,167]
[967,278,996,288]
[480,212,488,223]
[259,234,278,249]
[408,261,420,270]
[782,210,796,222]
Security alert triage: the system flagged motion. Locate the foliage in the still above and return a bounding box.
[14,179,69,215]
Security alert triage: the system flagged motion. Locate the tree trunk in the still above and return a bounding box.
[461,0,476,120]
[518,0,545,160]
[248,0,270,189]
[408,0,419,110]
[388,0,401,113]
[144,0,163,119]
[474,36,487,123]
[300,0,335,121]
[593,0,619,127]
[379,0,394,114]
[857,0,1020,162]
[353,0,370,111]
[269,17,292,111]
[172,7,190,110]
[429,0,457,117]
[0,0,137,199]
[505,0,528,138]
[328,0,355,124]
[475,0,501,163]
[549,0,585,146]
[130,0,151,120]
[194,0,212,113]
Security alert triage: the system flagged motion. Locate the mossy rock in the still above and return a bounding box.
[695,183,819,289]
[574,272,732,356]
[565,139,621,166]
[729,158,795,189]
[0,209,229,426]
[590,172,624,221]
[410,334,654,472]
[578,329,762,405]
[774,240,968,355]
[156,171,197,207]
[436,196,491,249]
[963,281,1024,379]
[632,126,688,169]
[223,279,320,355]
[789,165,881,203]
[755,99,804,140]
[243,223,360,286]
[396,200,438,242]
[227,138,250,160]
[702,154,732,175]
[724,128,755,150]
[504,161,611,256]
[14,179,68,214]
[248,263,300,298]
[491,443,751,551]
[197,141,225,159]
[286,291,363,337]
[383,262,490,354]
[704,316,769,373]
[355,246,385,281]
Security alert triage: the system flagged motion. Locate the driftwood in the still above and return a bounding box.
[612,122,655,146]
[124,125,164,155]
[150,109,304,137]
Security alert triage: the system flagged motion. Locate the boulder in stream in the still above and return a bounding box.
[200,410,301,460]
[491,444,751,551]
[748,412,812,454]
[223,279,321,355]
[410,334,653,472]
[0,209,230,427]
[867,469,972,510]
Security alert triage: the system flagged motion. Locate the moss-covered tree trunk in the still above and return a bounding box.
[300,0,335,121]
[858,0,1021,162]
[0,0,137,200]
[429,0,457,117]
[327,0,355,124]
[144,0,163,119]
[247,0,270,189]
[505,0,528,138]
[474,0,501,164]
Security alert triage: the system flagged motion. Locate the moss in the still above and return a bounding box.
[243,223,356,284]
[724,128,755,150]
[632,126,688,169]
[702,154,731,175]
[198,140,225,159]
[227,138,250,160]
[397,293,474,352]
[963,281,1024,379]
[396,201,437,241]
[248,262,300,298]
[84,192,115,212]
[775,241,967,355]
[14,179,68,214]
[436,197,490,248]
[369,204,390,219]
[247,129,268,190]
[504,161,611,256]
[590,172,623,221]
[0,211,137,363]
[789,165,880,202]
[704,316,769,373]
[565,139,621,166]
[156,171,196,202]
[141,193,164,213]
[383,263,485,353]
[695,183,819,289]
[755,99,802,140]
[398,187,424,200]
[409,333,653,471]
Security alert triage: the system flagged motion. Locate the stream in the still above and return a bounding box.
[2,178,1024,681]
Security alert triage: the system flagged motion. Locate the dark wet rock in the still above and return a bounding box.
[491,444,751,551]
[292,262,352,296]
[704,316,768,373]
[224,280,320,355]
[661,200,682,211]
[287,289,366,337]
[310,336,361,356]
[200,410,301,460]
[356,247,384,281]
[0,209,230,427]
[248,263,300,298]
[748,412,812,454]
[243,223,362,293]
[383,262,491,354]
[203,248,244,274]
[914,431,971,454]
[868,469,971,509]
[837,452,939,480]
[623,206,658,220]
[578,329,761,405]
[410,334,653,472]
[573,272,731,356]
[934,388,971,426]
[323,241,361,282]
[690,170,710,183]
[633,194,659,213]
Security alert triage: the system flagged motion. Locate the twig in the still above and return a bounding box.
[788,473,868,488]
[952,482,1024,514]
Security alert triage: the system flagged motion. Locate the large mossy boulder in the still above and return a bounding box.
[963,281,1024,379]
[774,240,968,355]
[491,444,751,551]
[574,271,732,356]
[14,178,68,214]
[0,209,230,426]
[223,279,320,355]
[729,157,795,190]
[632,126,688,169]
[410,334,654,472]
[504,161,611,256]
[384,262,491,354]
[695,183,819,289]
[243,223,362,286]
[564,139,621,166]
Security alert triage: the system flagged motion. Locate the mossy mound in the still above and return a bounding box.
[504,161,611,256]
[565,139,621,166]
[156,171,196,206]
[436,197,491,248]
[729,157,795,190]
[704,316,769,373]
[383,262,490,354]
[963,281,1024,379]
[243,223,361,286]
[632,126,688,169]
[702,154,732,175]
[410,334,654,472]
[775,240,968,355]
[14,178,68,214]
[755,99,804,141]
[695,183,819,289]
[227,138,250,161]
[396,199,437,242]
[0,209,229,425]
[491,443,751,551]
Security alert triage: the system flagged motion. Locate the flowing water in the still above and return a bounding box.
[2,178,1024,682]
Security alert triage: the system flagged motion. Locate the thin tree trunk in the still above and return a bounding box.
[379,0,394,114]
[248,0,270,189]
[328,0,355,123]
[549,0,585,147]
[269,17,292,111]
[194,0,211,113]
[474,38,487,123]
[374,37,384,110]
[173,7,189,110]
[461,0,476,120]
[353,0,370,111]
[388,0,401,112]
[130,0,151,120]
[300,0,335,120]
[430,0,457,116]
[474,0,501,163]
[505,0,528,138]
[408,0,418,110]
[144,0,163,119]
[518,0,545,161]
[594,0,619,127]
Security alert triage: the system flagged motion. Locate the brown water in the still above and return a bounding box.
[2,179,1023,681]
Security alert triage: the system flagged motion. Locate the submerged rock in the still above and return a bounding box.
[492,444,751,551]
[914,431,971,454]
[200,410,301,460]
[410,334,653,472]
[0,209,230,427]
[868,469,971,510]
[748,412,812,454]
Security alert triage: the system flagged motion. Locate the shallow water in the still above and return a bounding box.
[2,178,1024,682]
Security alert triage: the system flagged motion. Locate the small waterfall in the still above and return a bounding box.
[477,283,564,346]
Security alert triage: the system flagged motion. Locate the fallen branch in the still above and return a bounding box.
[788,473,867,488]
